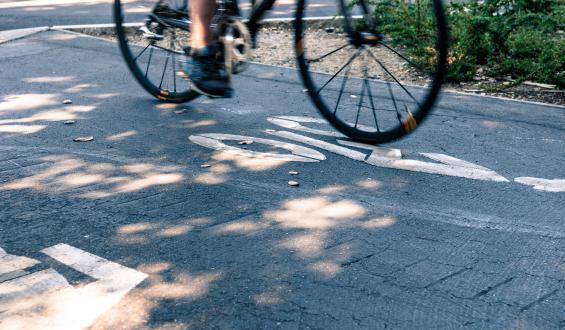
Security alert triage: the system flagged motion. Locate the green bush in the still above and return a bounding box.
[364,0,564,88]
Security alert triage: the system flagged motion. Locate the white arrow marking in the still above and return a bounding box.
[514,177,565,192]
[0,244,147,330]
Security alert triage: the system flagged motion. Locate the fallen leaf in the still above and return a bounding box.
[238,140,253,145]
[62,99,73,104]
[201,164,211,168]
[288,181,299,187]
[288,171,299,175]
[63,120,76,125]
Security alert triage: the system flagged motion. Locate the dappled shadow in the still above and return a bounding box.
[1,154,186,198]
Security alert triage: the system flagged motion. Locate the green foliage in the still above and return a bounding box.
[364,0,564,87]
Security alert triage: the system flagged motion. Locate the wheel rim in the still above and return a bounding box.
[295,0,447,143]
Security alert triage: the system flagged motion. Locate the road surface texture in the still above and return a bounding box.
[0,31,564,329]
[0,0,338,31]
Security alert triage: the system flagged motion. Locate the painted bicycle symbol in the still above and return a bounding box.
[189,115,564,192]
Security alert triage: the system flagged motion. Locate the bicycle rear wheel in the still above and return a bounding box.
[295,0,448,143]
[114,0,199,103]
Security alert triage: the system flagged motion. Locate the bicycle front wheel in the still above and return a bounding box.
[114,0,200,103]
[295,0,448,143]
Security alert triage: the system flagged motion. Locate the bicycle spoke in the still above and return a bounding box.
[363,62,379,132]
[151,43,184,55]
[170,35,177,92]
[145,47,154,78]
[367,49,422,109]
[133,43,151,62]
[334,64,352,115]
[317,49,362,95]
[386,81,403,125]
[171,51,177,92]
[378,41,428,75]
[354,69,367,128]
[159,51,170,89]
[307,44,350,63]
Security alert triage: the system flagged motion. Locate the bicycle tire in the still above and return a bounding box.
[114,0,200,103]
[295,0,448,144]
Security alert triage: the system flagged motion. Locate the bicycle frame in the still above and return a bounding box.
[150,0,277,46]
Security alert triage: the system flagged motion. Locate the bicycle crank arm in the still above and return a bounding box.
[221,25,235,81]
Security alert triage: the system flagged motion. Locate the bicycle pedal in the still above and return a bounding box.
[139,26,164,41]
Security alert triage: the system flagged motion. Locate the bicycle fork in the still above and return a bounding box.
[220,25,235,82]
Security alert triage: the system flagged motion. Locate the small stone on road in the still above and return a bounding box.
[73,136,94,142]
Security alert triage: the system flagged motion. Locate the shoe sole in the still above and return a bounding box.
[177,70,233,99]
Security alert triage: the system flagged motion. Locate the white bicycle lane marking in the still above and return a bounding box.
[189,115,564,192]
[0,244,147,330]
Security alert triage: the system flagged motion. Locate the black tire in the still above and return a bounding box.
[114,0,199,103]
[295,0,448,143]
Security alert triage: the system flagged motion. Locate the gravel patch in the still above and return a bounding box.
[72,24,564,106]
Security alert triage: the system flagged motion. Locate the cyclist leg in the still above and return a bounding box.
[183,0,233,98]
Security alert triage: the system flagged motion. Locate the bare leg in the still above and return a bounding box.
[191,0,216,49]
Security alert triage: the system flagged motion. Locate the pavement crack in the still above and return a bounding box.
[424,268,469,289]
[519,288,559,312]
[415,235,442,243]
[340,253,375,267]
[473,277,514,298]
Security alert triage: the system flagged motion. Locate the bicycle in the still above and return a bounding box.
[113,0,447,143]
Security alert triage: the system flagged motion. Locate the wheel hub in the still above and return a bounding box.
[217,17,251,74]
[351,31,384,47]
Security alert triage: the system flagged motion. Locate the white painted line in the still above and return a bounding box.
[337,139,402,159]
[0,0,111,9]
[51,22,143,30]
[268,116,345,138]
[41,243,146,282]
[0,254,40,276]
[420,153,494,171]
[0,27,48,45]
[268,130,367,161]
[260,15,364,23]
[515,177,565,192]
[189,133,325,162]
[366,154,509,182]
[0,270,29,284]
[0,269,70,309]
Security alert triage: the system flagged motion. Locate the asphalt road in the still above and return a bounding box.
[0,0,338,31]
[0,30,564,329]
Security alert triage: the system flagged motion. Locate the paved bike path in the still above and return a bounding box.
[0,30,564,329]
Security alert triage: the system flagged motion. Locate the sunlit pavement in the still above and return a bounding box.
[0,30,564,329]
